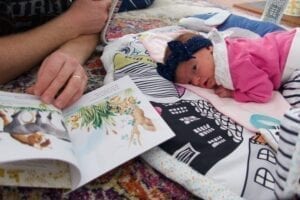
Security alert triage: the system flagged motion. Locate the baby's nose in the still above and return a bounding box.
[191,76,201,86]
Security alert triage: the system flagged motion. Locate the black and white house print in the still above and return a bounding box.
[152,99,244,174]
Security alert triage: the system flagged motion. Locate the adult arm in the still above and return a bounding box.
[0,0,110,84]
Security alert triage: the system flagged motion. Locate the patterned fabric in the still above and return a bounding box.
[281,69,300,108]
[105,0,217,41]
[0,0,71,35]
[274,108,300,199]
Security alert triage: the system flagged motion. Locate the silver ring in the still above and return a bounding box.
[72,75,81,79]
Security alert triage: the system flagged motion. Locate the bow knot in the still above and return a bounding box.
[157,35,213,81]
[168,41,194,62]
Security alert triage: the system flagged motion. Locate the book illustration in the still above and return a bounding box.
[66,88,156,146]
[129,104,156,146]
[0,105,70,149]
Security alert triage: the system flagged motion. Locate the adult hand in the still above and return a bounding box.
[27,51,88,109]
[64,0,111,36]
[215,85,233,98]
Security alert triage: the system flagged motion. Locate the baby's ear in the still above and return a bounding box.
[207,46,213,52]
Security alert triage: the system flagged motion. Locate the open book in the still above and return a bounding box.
[0,76,175,191]
[100,0,123,44]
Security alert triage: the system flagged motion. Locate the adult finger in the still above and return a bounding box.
[26,85,35,95]
[64,86,86,108]
[39,60,77,104]
[53,71,87,109]
[33,54,66,96]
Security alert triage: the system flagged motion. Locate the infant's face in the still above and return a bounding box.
[175,46,216,89]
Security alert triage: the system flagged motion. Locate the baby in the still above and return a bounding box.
[157,28,300,104]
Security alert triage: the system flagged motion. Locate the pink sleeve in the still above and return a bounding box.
[231,57,274,103]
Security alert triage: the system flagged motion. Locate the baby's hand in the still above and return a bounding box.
[215,86,233,98]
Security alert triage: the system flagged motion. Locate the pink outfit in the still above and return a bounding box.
[226,29,296,103]
[141,28,299,103]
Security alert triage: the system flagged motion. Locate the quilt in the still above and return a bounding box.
[101,25,276,200]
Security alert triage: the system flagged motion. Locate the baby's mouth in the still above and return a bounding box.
[203,80,209,88]
[204,79,215,89]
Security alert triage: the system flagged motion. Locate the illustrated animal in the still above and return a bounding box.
[35,111,70,141]
[0,110,50,148]
[0,110,70,148]
[129,105,156,146]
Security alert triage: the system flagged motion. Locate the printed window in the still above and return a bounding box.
[173,143,200,165]
[193,124,214,137]
[169,107,188,115]
[179,116,200,125]
[257,148,276,164]
[255,168,275,190]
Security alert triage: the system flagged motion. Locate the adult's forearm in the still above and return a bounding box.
[0,13,80,84]
[58,33,99,65]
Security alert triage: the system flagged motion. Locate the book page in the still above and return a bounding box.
[63,76,175,189]
[0,91,81,188]
[100,0,123,44]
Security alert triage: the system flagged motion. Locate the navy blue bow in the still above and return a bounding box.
[157,35,212,81]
